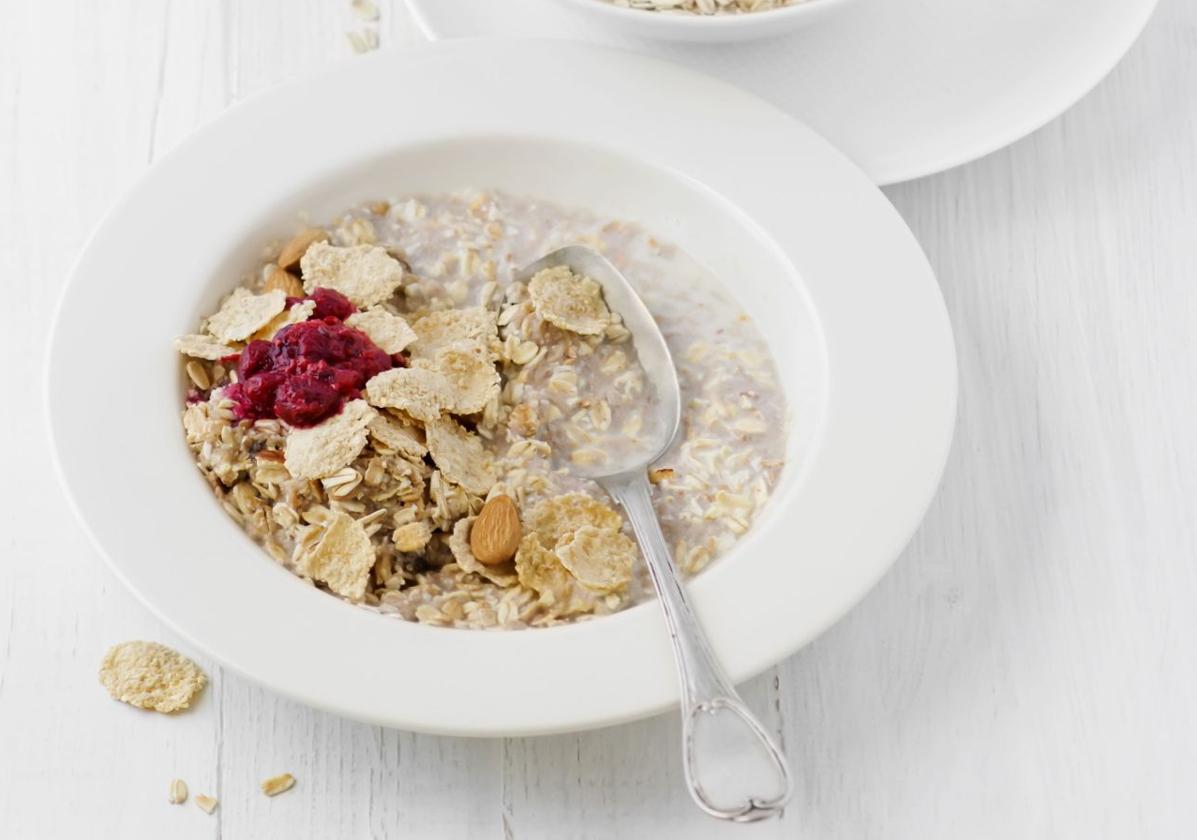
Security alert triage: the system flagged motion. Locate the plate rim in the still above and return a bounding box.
[45,39,956,736]
[403,0,1160,186]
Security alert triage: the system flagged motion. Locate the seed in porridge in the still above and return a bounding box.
[322,466,363,498]
[555,525,636,594]
[528,265,610,335]
[509,340,539,366]
[339,216,378,246]
[547,370,578,398]
[185,360,210,391]
[343,308,417,354]
[205,287,288,343]
[599,350,627,375]
[570,448,608,466]
[299,242,405,308]
[589,400,612,431]
[277,228,330,271]
[393,520,432,553]
[508,402,540,437]
[366,199,390,215]
[471,495,522,566]
[174,333,236,361]
[296,511,375,601]
[283,400,376,480]
[733,414,769,435]
[648,467,675,484]
[263,264,305,298]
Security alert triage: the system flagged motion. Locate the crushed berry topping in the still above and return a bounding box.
[307,287,356,321]
[223,290,390,427]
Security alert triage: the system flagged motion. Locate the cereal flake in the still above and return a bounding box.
[345,308,417,354]
[364,368,450,423]
[300,242,405,308]
[555,525,635,593]
[253,299,316,341]
[425,416,496,496]
[283,400,376,480]
[98,641,207,713]
[393,520,432,553]
[368,413,427,461]
[173,333,236,361]
[410,308,498,359]
[514,534,600,617]
[414,345,500,415]
[205,287,288,342]
[528,266,610,335]
[525,492,623,546]
[297,511,375,600]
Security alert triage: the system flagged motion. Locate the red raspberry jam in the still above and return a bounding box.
[224,292,392,427]
[307,287,357,321]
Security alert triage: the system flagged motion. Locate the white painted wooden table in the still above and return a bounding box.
[2,1,1195,837]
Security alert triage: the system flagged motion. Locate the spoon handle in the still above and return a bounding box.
[600,471,793,822]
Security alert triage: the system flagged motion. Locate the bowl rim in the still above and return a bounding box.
[45,39,956,736]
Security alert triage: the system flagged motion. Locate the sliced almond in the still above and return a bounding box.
[470,495,522,566]
[277,228,329,272]
[263,265,304,298]
[195,794,218,814]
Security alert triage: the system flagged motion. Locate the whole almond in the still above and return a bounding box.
[470,495,521,566]
[263,265,304,298]
[277,228,329,272]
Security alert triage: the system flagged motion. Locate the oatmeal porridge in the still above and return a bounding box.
[174,191,786,629]
[601,0,803,15]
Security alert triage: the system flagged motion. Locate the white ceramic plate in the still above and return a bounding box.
[47,40,955,736]
[405,0,1159,185]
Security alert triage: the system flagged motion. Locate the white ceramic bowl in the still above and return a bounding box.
[551,0,860,42]
[47,40,955,736]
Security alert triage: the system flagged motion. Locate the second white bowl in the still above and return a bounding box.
[552,0,861,42]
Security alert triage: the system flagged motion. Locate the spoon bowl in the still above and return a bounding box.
[514,245,680,479]
[516,246,793,822]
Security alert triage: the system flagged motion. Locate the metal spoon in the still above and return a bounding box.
[515,246,793,822]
